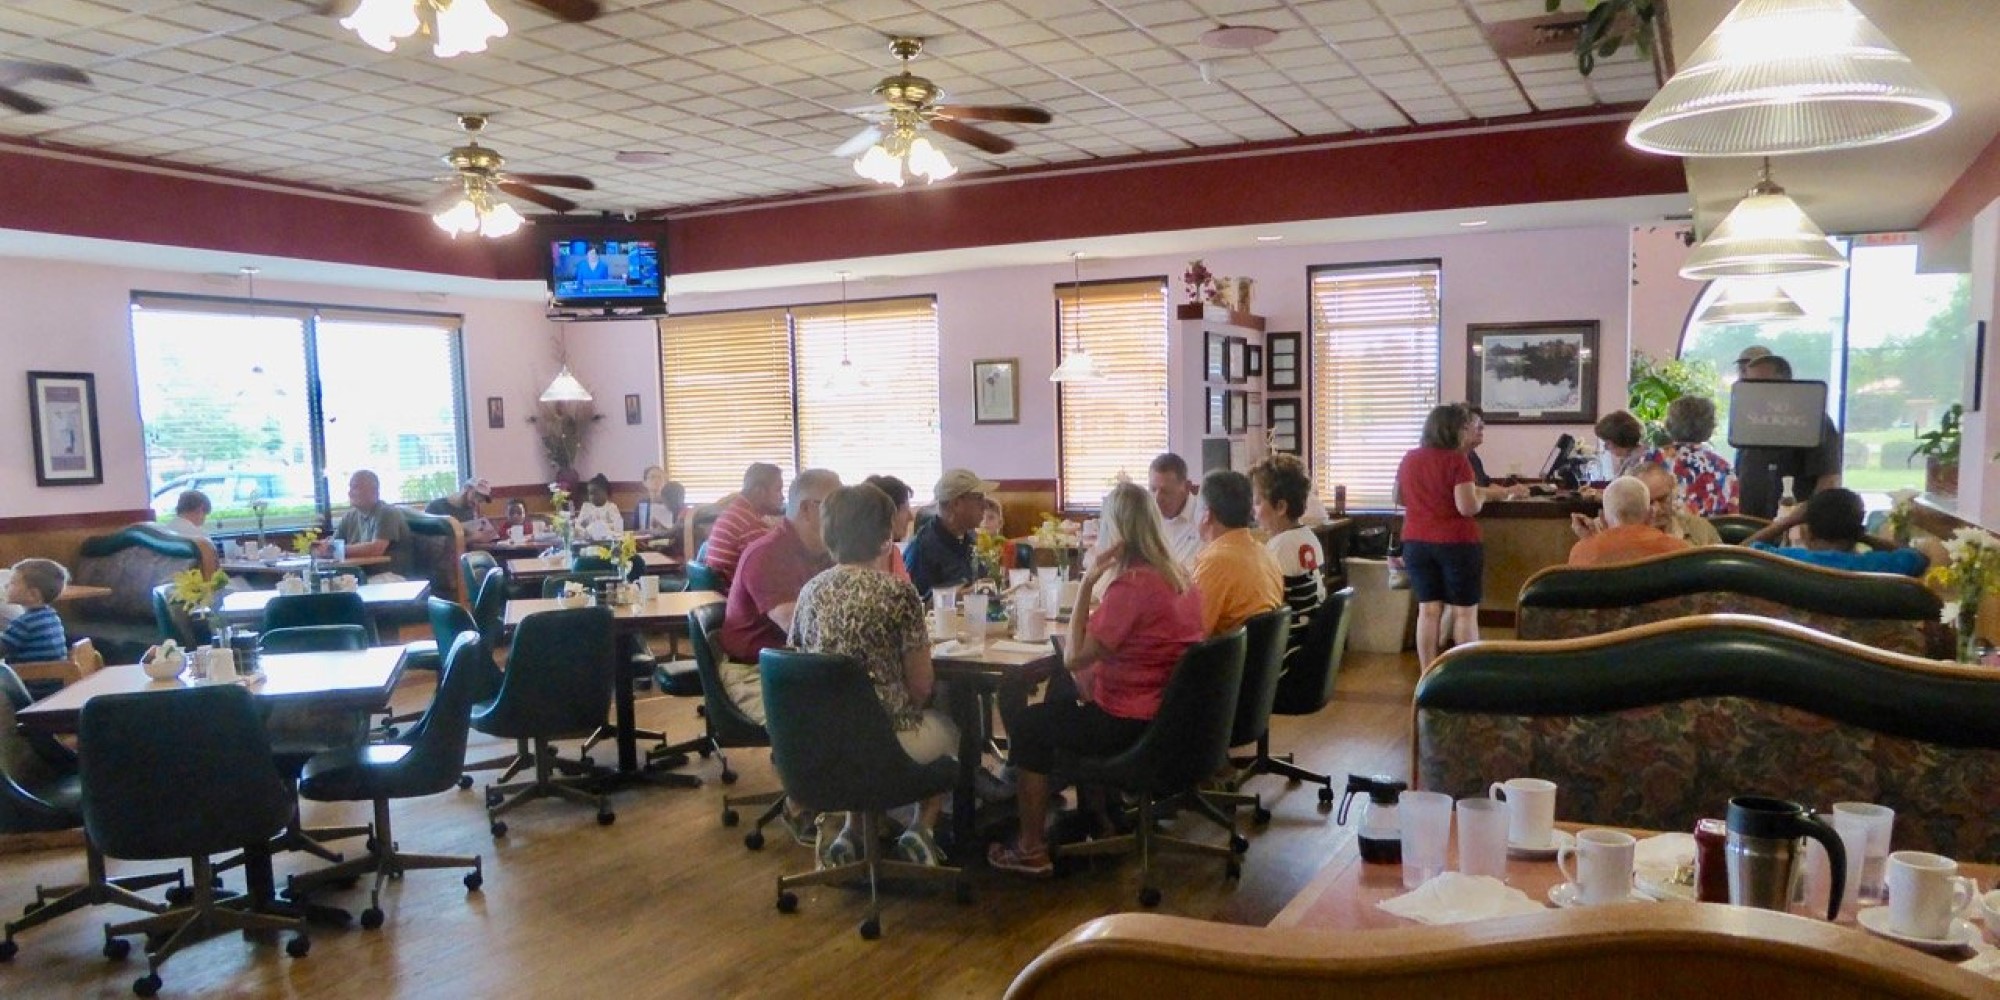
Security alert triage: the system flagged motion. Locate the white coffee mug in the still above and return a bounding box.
[1557,828,1636,905]
[1886,850,1977,940]
[1488,777,1558,849]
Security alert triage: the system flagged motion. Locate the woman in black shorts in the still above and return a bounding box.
[1395,404,1489,669]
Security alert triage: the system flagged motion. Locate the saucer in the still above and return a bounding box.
[1855,907,1980,953]
[1547,881,1652,908]
[1506,829,1574,860]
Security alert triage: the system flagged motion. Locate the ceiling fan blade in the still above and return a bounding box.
[524,0,604,21]
[0,88,50,115]
[832,125,883,159]
[0,61,91,88]
[930,118,1014,156]
[505,172,595,191]
[935,104,1051,125]
[497,181,579,213]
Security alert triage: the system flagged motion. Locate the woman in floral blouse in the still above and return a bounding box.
[1644,395,1739,517]
[790,482,958,868]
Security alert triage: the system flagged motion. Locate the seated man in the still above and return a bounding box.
[425,478,495,543]
[1567,476,1691,567]
[163,489,212,538]
[1633,461,1721,546]
[905,469,995,601]
[329,469,414,580]
[1189,470,1282,636]
[1745,487,1928,577]
[716,469,840,723]
[703,462,786,586]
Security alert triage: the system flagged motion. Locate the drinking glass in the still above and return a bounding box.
[961,592,989,649]
[1455,798,1509,879]
[1831,802,1894,904]
[1399,790,1453,888]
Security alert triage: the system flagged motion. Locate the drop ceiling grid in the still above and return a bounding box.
[0,0,1652,215]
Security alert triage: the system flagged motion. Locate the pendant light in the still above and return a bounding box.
[1697,281,1808,324]
[1680,160,1848,279]
[823,271,869,390]
[538,366,592,403]
[1049,252,1104,383]
[1627,0,1952,157]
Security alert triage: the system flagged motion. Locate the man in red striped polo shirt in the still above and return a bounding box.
[702,462,785,587]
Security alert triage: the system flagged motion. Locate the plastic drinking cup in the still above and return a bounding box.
[1832,802,1894,904]
[1399,790,1453,889]
[1455,797,1509,879]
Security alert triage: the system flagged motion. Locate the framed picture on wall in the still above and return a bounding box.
[27,371,103,486]
[1247,391,1263,427]
[1204,332,1227,383]
[486,396,505,429]
[1206,388,1227,434]
[624,394,642,425]
[1225,337,1248,385]
[973,358,1020,424]
[1267,397,1302,456]
[1245,344,1263,379]
[1466,320,1600,424]
[1267,332,1301,391]
[1227,390,1249,433]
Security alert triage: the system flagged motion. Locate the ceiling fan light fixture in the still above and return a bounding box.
[432,196,482,236]
[854,143,906,187]
[340,0,421,52]
[906,136,957,183]
[431,180,523,239]
[432,0,510,58]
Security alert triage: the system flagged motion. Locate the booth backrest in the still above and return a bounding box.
[401,508,466,604]
[1415,615,2000,861]
[1516,545,1949,658]
[71,524,217,623]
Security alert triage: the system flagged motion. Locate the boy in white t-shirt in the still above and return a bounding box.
[1249,454,1325,675]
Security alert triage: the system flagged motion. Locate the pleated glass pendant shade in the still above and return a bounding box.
[1697,281,1808,324]
[1680,180,1848,279]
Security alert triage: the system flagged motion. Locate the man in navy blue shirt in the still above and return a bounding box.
[905,469,996,600]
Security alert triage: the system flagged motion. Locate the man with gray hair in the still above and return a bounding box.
[1566,475,1690,567]
[717,468,840,722]
[331,469,413,579]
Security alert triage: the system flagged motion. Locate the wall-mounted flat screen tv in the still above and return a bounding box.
[547,237,664,308]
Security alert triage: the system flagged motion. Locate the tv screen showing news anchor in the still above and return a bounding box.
[550,239,661,301]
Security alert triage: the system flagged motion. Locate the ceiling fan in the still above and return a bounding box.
[833,36,1053,185]
[0,60,92,115]
[427,113,594,237]
[321,0,602,56]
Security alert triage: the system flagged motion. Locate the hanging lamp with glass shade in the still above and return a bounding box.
[823,271,870,391]
[1049,253,1105,383]
[1680,161,1848,279]
[1626,0,1952,157]
[539,365,592,403]
[1697,281,1808,324]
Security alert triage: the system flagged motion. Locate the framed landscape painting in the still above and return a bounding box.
[1466,321,1599,424]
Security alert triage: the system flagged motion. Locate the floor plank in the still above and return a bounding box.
[0,648,1419,998]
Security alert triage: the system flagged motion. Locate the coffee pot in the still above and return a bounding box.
[1726,795,1846,921]
[1338,774,1407,865]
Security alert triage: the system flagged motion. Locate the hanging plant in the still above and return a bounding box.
[1546,0,1661,76]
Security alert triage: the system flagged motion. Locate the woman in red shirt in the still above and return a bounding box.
[987,481,1204,878]
[1396,403,1496,670]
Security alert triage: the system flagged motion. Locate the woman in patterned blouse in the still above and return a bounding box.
[1643,395,1739,518]
[790,482,959,867]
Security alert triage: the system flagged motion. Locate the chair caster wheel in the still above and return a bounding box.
[133,973,162,997]
[464,872,483,892]
[1138,887,1162,908]
[1230,834,1249,855]
[722,809,739,827]
[364,836,378,852]
[490,821,508,838]
[597,811,616,827]
[744,831,764,851]
[1252,806,1272,825]
[1226,860,1242,881]
[164,885,193,906]
[381,726,399,740]
[104,936,132,960]
[485,789,503,809]
[859,918,880,940]
[720,770,738,785]
[286,934,311,958]
[359,907,384,930]
[776,891,797,914]
[579,756,594,769]
[1318,786,1336,807]
[457,775,474,790]
[0,938,16,962]
[698,747,713,758]
[954,882,973,905]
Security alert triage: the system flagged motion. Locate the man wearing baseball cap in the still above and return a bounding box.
[1734,345,1772,371]
[427,477,496,542]
[905,468,997,600]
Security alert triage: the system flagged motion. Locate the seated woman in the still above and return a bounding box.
[789,483,958,868]
[863,474,915,581]
[987,481,1205,878]
[1593,410,1646,482]
[574,473,623,540]
[1643,395,1739,517]
[637,465,684,537]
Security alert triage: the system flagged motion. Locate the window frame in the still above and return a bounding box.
[1306,259,1445,511]
[1053,275,1171,511]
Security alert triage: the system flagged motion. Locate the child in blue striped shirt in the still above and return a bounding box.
[2,558,71,665]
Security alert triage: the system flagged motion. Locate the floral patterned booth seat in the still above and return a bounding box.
[1415,614,2000,862]
[66,523,218,663]
[1516,545,1950,659]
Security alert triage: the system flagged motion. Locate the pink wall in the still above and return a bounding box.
[1629,224,1706,364]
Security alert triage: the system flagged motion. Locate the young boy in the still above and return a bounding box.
[3,559,72,698]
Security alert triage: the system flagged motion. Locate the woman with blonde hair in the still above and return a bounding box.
[987,481,1205,878]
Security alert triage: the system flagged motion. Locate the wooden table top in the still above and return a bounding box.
[52,583,113,604]
[18,644,412,734]
[931,636,1061,683]
[502,590,722,631]
[217,579,432,619]
[505,551,682,579]
[1270,821,1997,970]
[219,554,389,576]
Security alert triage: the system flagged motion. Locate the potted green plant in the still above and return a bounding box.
[1910,403,1963,497]
[1545,0,1662,75]
[1627,353,1721,447]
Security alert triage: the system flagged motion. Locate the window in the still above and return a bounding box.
[659,297,941,502]
[1309,262,1443,509]
[130,295,468,531]
[1679,236,1970,500]
[1056,278,1169,508]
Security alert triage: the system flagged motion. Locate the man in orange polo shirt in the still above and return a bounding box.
[1189,470,1283,636]
[1567,475,1689,567]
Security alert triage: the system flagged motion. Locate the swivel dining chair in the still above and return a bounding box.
[471,567,509,651]
[82,685,308,997]
[0,666,181,963]
[234,625,372,892]
[287,632,486,929]
[1195,607,1290,830]
[1059,629,1247,908]
[262,591,377,646]
[677,601,785,849]
[1227,587,1352,808]
[761,649,966,940]
[459,550,498,609]
[472,605,617,835]
[538,573,670,763]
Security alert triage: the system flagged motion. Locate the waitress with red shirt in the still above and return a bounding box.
[1396,404,1517,669]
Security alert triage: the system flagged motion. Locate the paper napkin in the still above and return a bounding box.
[1378,872,1545,925]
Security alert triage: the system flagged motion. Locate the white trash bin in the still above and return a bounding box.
[1345,557,1412,653]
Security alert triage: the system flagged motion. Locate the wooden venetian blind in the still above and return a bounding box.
[1309,263,1442,509]
[660,307,794,503]
[1057,277,1169,509]
[793,296,941,490]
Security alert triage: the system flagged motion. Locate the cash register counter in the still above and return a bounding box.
[1475,494,1599,627]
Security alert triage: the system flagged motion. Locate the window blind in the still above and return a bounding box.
[1309,263,1442,509]
[1057,278,1169,509]
[794,296,941,490]
[660,307,794,503]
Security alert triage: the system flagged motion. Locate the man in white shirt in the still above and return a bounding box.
[164,490,211,538]
[1148,453,1206,567]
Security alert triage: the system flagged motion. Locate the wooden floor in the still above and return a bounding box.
[0,648,1420,999]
